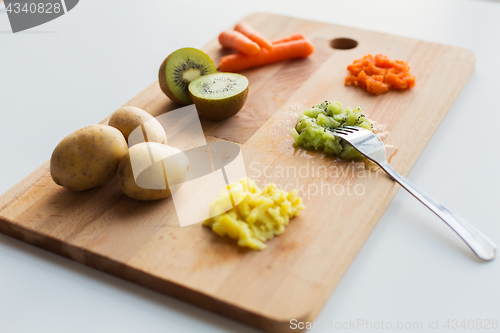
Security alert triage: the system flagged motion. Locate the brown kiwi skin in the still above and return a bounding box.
[158,56,190,105]
[190,86,249,121]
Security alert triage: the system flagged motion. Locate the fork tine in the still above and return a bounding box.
[330,127,354,135]
[330,129,349,136]
[340,128,355,133]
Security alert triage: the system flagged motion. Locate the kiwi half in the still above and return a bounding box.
[158,48,216,105]
[188,73,249,120]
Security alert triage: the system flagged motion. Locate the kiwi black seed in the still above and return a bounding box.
[158,48,216,105]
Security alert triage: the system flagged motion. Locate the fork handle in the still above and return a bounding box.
[378,161,496,261]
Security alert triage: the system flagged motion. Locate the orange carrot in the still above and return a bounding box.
[234,22,274,50]
[345,54,415,95]
[272,33,305,45]
[218,30,261,55]
[219,39,315,72]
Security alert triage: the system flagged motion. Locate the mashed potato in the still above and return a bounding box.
[203,177,304,250]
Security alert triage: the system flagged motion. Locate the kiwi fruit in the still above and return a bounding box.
[158,48,217,105]
[188,73,249,120]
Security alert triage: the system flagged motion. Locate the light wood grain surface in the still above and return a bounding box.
[0,13,475,333]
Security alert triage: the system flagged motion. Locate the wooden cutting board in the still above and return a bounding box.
[0,13,475,333]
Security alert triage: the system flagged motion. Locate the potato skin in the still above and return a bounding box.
[117,142,189,201]
[50,125,128,191]
[108,106,167,146]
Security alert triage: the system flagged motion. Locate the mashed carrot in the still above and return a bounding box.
[345,54,415,95]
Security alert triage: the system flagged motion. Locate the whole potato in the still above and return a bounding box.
[108,106,167,146]
[118,142,189,201]
[50,125,128,191]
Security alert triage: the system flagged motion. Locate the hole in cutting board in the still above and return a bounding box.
[330,38,358,50]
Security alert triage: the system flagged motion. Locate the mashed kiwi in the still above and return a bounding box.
[204,177,304,250]
[292,101,373,160]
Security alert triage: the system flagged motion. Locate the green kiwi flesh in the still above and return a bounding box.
[188,73,249,120]
[158,48,216,105]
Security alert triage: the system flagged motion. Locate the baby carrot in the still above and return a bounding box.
[218,39,315,72]
[234,22,274,50]
[218,30,261,55]
[272,33,305,45]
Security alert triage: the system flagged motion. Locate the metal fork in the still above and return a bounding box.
[331,126,496,261]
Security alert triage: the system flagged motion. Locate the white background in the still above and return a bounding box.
[1,0,499,332]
